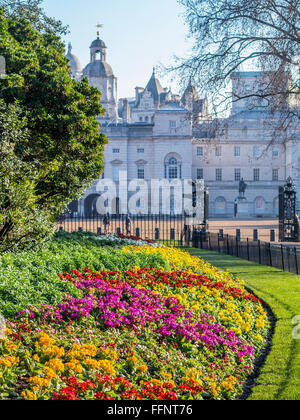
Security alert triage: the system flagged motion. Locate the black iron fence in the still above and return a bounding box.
[192,232,300,275]
[56,214,189,245]
[56,215,300,275]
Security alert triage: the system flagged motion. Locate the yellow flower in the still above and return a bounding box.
[65,359,83,374]
[137,365,148,373]
[44,346,65,359]
[127,356,138,365]
[46,358,64,373]
[38,333,55,348]
[33,354,40,363]
[0,356,19,368]
[160,371,172,380]
[42,367,58,380]
[221,376,238,391]
[21,390,37,401]
[28,376,49,388]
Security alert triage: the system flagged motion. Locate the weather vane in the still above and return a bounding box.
[96,23,104,38]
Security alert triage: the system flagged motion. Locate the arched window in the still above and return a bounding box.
[255,197,265,216]
[215,197,227,215]
[256,197,264,209]
[164,154,182,180]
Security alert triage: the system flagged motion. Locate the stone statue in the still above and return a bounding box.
[0,56,6,79]
[239,178,247,198]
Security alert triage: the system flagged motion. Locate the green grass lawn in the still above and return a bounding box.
[186,248,300,401]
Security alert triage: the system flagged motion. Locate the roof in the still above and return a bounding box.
[145,70,164,103]
[181,79,199,104]
[158,103,187,112]
[90,38,107,49]
[83,61,114,77]
[66,43,82,74]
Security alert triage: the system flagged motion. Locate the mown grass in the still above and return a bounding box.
[186,248,300,400]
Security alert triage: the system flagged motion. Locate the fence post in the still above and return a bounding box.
[269,243,273,267]
[258,240,262,264]
[294,247,299,275]
[281,244,285,271]
[136,228,140,238]
[97,227,102,236]
[247,238,250,261]
[227,234,230,254]
[218,234,221,253]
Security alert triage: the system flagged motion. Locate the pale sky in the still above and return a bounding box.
[42,0,192,98]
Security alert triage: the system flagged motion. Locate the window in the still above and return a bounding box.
[253,168,260,181]
[216,197,226,210]
[256,197,264,209]
[137,148,144,154]
[170,121,176,129]
[137,168,145,180]
[215,197,227,214]
[272,147,279,158]
[139,117,143,122]
[272,169,279,181]
[235,169,241,182]
[216,168,222,181]
[197,147,203,157]
[165,156,182,180]
[242,126,248,137]
[215,146,222,157]
[234,146,241,157]
[253,146,260,158]
[145,116,149,123]
[168,158,178,179]
[113,148,120,154]
[197,168,204,179]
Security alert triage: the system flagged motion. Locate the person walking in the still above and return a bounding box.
[103,213,110,234]
[125,214,131,236]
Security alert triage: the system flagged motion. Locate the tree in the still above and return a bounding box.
[1,0,67,35]
[0,101,52,253]
[0,5,107,224]
[176,0,300,123]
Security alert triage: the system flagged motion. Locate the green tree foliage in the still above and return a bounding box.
[0,2,107,251]
[0,101,52,252]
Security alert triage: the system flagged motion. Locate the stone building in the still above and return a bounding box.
[66,32,300,219]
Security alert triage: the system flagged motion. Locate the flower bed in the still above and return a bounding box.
[0,244,269,400]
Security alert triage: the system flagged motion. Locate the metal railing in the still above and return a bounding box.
[192,232,300,275]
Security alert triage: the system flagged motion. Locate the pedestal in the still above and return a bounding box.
[236,198,249,219]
